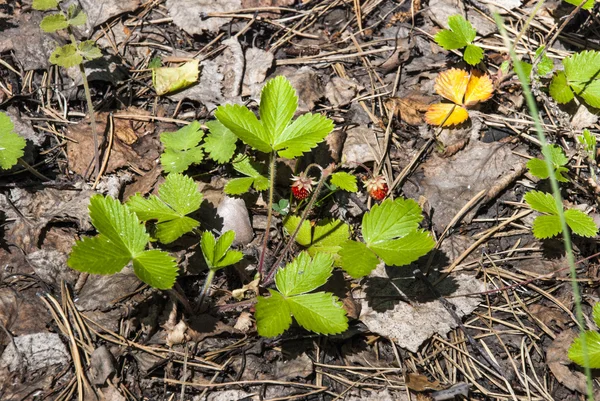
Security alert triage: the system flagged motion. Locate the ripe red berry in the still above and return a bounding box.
[291,172,316,200]
[364,175,388,201]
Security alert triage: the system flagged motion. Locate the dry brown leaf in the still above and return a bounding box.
[547,329,588,393]
[405,373,444,391]
[386,93,435,125]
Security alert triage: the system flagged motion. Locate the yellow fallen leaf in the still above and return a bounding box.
[152,59,199,96]
[425,68,493,127]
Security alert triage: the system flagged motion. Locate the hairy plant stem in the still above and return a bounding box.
[69,32,100,179]
[495,11,594,401]
[257,152,277,278]
[264,164,329,286]
[197,269,216,311]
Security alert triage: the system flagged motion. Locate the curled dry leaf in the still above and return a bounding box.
[425,69,494,127]
[385,92,436,125]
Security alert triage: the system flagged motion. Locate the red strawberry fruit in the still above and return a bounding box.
[291,172,316,200]
[364,175,388,201]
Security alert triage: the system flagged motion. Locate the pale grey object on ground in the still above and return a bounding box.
[26,249,79,286]
[167,0,241,35]
[357,265,485,352]
[341,126,385,167]
[242,47,275,97]
[77,0,141,28]
[0,333,69,372]
[217,196,254,246]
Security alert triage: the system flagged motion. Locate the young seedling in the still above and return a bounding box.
[160,120,238,174]
[68,195,178,289]
[549,50,600,109]
[527,144,569,182]
[577,129,597,163]
[214,76,334,275]
[339,198,435,278]
[33,0,102,178]
[524,190,598,239]
[225,155,269,195]
[198,230,243,307]
[434,15,484,66]
[255,252,348,337]
[126,173,204,244]
[569,303,600,368]
[0,112,26,170]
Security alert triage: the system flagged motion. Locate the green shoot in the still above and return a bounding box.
[434,15,484,66]
[224,155,269,195]
[203,121,238,164]
[272,199,290,216]
[339,198,435,278]
[577,129,596,163]
[255,252,348,337]
[68,195,178,289]
[569,303,600,367]
[330,171,358,192]
[549,51,600,108]
[524,190,598,239]
[283,217,351,265]
[526,144,569,182]
[126,173,203,244]
[0,112,26,170]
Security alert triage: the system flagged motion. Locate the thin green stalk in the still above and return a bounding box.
[258,152,277,277]
[494,11,594,400]
[197,269,216,310]
[69,31,100,179]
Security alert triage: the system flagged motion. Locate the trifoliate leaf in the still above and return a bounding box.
[531,214,562,239]
[330,172,358,192]
[32,0,60,10]
[544,144,569,166]
[200,230,243,270]
[67,5,87,26]
[255,290,292,337]
[464,44,484,65]
[339,240,380,278]
[527,145,569,182]
[564,50,600,83]
[362,198,424,245]
[68,195,178,289]
[434,15,475,49]
[273,113,334,159]
[260,75,297,142]
[526,158,550,179]
[215,104,271,153]
[577,129,596,154]
[286,292,347,335]
[126,173,203,244]
[0,112,26,170]
[78,40,101,61]
[50,43,82,68]
[549,71,574,104]
[160,121,204,173]
[524,191,560,215]
[203,120,237,163]
[563,0,596,9]
[564,209,598,237]
[276,252,333,296]
[593,303,600,328]
[568,330,600,368]
[224,155,269,195]
[368,230,436,266]
[40,14,69,32]
[152,60,199,96]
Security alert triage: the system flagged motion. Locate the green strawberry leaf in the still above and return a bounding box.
[283,216,312,246]
[564,209,598,237]
[50,43,82,68]
[330,171,358,192]
[527,145,569,182]
[362,198,424,245]
[32,0,60,10]
[568,330,600,368]
[578,79,600,108]
[68,195,178,289]
[78,40,102,61]
[224,177,255,195]
[203,120,237,163]
[275,252,333,296]
[255,290,292,337]
[284,217,350,264]
[200,230,243,270]
[259,75,297,143]
[273,113,334,159]
[224,155,269,195]
[594,303,600,328]
[526,158,550,179]
[214,104,271,153]
[564,50,600,83]
[524,191,560,215]
[40,13,69,32]
[160,121,204,173]
[535,47,554,76]
[434,29,467,50]
[0,112,26,170]
[464,44,484,65]
[368,230,436,266]
[339,240,380,278]
[126,173,203,244]
[564,0,596,10]
[549,71,574,104]
[531,214,562,239]
[434,15,475,50]
[286,292,347,335]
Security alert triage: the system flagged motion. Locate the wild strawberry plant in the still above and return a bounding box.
[549,50,600,108]
[577,129,596,163]
[527,144,569,183]
[255,252,348,337]
[434,15,484,66]
[0,112,26,170]
[524,191,597,239]
[569,303,600,368]
[284,217,350,265]
[225,155,269,195]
